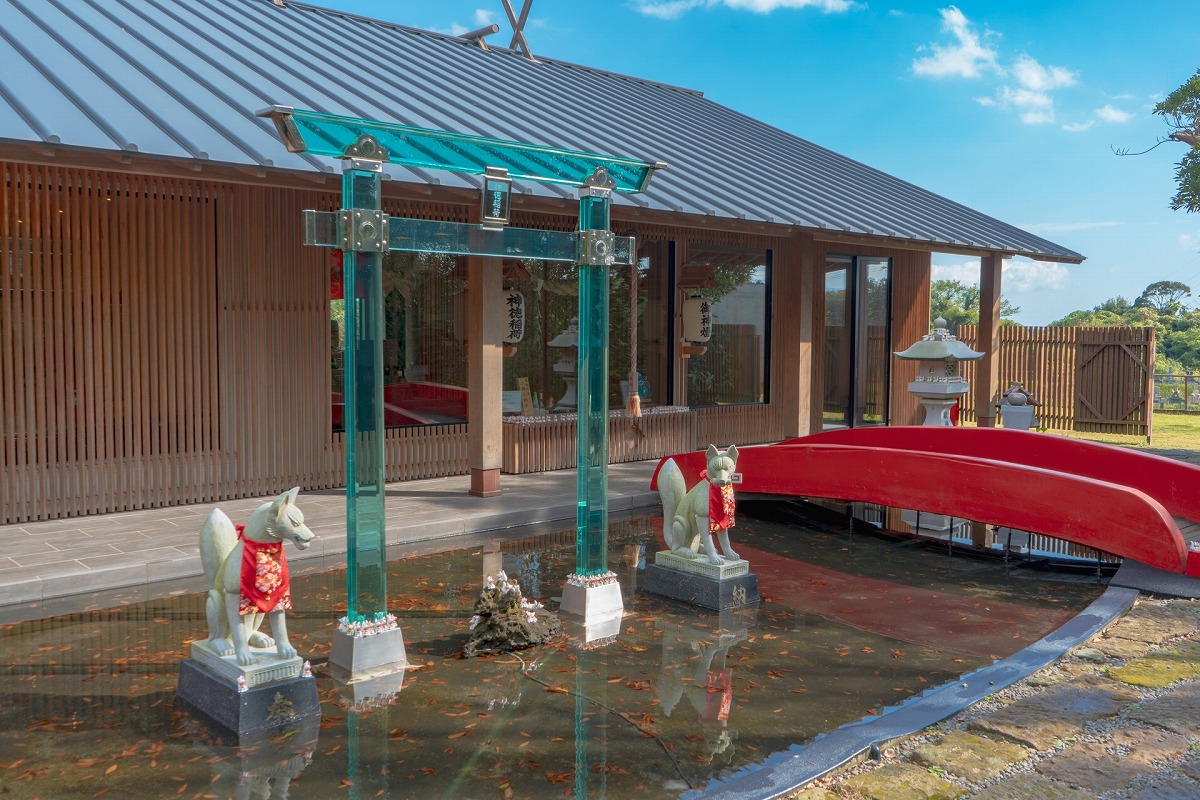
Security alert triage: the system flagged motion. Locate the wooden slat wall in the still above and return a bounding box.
[2,161,891,523]
[694,404,785,449]
[956,325,1154,436]
[3,164,223,521]
[502,410,696,474]
[1,164,481,524]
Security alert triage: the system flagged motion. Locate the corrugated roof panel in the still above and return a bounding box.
[0,0,1083,263]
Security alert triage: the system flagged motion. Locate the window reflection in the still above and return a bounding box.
[823,255,891,429]
[330,251,469,431]
[683,245,771,407]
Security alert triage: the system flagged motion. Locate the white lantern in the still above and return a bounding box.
[681,296,712,343]
[502,289,524,344]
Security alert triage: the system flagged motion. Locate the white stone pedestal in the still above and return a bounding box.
[1000,404,1036,430]
[190,640,303,687]
[560,571,624,626]
[328,624,407,684]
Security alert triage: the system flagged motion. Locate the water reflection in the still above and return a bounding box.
[657,609,755,771]
[186,715,319,800]
[0,511,1103,799]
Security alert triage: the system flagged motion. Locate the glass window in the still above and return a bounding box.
[330,250,469,431]
[500,241,671,414]
[823,261,851,428]
[683,244,771,407]
[823,255,891,429]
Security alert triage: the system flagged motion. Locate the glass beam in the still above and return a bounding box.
[259,106,662,194]
[303,211,635,265]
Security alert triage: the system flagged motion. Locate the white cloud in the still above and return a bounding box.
[1062,120,1095,132]
[997,85,1056,124]
[984,55,1076,125]
[1179,233,1200,249]
[1003,260,1069,292]
[1011,55,1075,91]
[1020,220,1121,234]
[931,259,982,284]
[473,9,497,26]
[633,0,703,18]
[1095,104,1132,123]
[912,6,998,78]
[632,0,856,18]
[931,258,1069,292]
[723,0,858,10]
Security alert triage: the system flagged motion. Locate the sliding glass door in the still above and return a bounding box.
[823,255,891,429]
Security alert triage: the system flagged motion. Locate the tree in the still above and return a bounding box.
[930,279,1021,332]
[1050,283,1200,372]
[1154,69,1200,212]
[1134,280,1191,316]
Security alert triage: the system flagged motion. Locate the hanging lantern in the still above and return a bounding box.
[681,296,712,343]
[503,288,525,344]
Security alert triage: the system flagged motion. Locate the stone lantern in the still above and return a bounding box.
[548,317,579,411]
[893,318,984,426]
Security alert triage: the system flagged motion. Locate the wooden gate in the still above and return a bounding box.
[1074,328,1155,435]
[957,326,1154,437]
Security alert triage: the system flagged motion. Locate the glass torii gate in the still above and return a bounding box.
[259,107,661,673]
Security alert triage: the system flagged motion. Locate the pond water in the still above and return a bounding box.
[0,507,1102,799]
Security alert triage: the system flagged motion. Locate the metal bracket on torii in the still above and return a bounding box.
[258,106,663,650]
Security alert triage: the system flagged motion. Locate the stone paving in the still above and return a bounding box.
[792,598,1200,799]
[0,460,660,612]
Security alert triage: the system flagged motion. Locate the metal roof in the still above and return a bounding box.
[0,0,1084,263]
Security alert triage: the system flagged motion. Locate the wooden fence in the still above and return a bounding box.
[956,325,1154,437]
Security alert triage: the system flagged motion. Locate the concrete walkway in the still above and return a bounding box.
[0,460,661,610]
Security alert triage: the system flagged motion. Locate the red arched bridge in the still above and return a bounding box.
[651,427,1200,577]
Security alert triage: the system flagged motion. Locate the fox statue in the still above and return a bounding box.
[199,488,315,666]
[658,444,740,566]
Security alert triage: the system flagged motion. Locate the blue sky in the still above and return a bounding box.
[316,0,1200,325]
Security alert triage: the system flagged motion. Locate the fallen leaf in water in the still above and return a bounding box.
[104,764,118,776]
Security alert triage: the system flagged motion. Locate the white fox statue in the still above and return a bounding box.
[199,488,315,666]
[658,444,741,566]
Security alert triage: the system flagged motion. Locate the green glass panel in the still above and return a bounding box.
[260,107,658,193]
[303,211,636,265]
[574,189,613,577]
[575,262,609,575]
[389,218,578,262]
[342,168,388,620]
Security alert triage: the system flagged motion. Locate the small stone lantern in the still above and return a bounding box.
[548,318,579,411]
[894,318,984,426]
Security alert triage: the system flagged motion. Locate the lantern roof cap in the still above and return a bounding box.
[894,317,985,362]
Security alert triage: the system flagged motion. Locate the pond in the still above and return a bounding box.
[0,507,1102,799]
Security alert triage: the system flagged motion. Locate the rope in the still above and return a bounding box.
[626,264,641,417]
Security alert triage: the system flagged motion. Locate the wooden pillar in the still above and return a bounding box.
[468,253,504,496]
[974,252,1003,428]
[778,235,813,437]
[971,252,1003,547]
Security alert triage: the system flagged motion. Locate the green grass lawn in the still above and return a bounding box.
[1057,412,1200,466]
